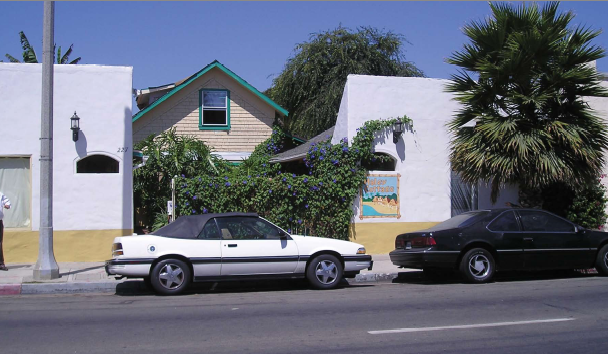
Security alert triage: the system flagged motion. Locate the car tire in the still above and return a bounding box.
[595,244,608,276]
[459,248,495,283]
[150,259,191,295]
[306,254,343,290]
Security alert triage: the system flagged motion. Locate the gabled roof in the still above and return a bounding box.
[132,60,288,123]
[270,126,335,163]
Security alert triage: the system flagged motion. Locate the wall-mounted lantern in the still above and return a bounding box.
[70,111,80,142]
[393,117,404,144]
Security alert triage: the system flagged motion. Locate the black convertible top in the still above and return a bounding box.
[152,212,259,239]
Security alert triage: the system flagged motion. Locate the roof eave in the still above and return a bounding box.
[132,60,288,123]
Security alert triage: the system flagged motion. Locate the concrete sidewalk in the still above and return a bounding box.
[0,254,410,296]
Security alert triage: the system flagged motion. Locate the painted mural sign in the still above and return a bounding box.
[360,173,401,219]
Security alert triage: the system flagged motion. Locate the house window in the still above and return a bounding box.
[199,89,230,130]
[77,155,119,173]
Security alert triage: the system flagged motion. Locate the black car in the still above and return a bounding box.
[389,208,608,283]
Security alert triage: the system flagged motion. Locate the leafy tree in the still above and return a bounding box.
[267,26,423,139]
[446,1,608,204]
[5,31,82,64]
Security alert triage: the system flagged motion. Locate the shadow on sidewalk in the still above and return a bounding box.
[59,265,105,277]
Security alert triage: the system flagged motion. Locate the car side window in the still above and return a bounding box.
[215,217,264,240]
[246,218,282,239]
[488,211,520,232]
[518,211,574,232]
[198,219,221,239]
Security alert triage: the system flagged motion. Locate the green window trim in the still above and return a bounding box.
[199,88,230,130]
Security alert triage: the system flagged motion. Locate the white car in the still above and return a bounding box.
[106,212,373,295]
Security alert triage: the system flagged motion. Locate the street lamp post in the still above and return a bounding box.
[34,1,59,280]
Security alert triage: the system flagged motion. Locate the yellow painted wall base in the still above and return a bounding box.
[4,223,436,261]
[3,229,133,262]
[349,222,439,254]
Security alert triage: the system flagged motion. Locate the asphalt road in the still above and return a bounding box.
[0,271,607,354]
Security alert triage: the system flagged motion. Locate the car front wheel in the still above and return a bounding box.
[595,244,608,276]
[150,259,191,295]
[459,248,495,283]
[306,254,343,290]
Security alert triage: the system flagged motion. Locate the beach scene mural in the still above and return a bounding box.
[360,174,401,219]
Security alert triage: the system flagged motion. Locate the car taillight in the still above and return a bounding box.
[410,236,436,247]
[112,242,123,257]
[395,238,405,249]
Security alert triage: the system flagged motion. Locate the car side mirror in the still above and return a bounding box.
[277,229,287,238]
[575,225,584,233]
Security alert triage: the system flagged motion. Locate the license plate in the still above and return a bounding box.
[406,241,412,250]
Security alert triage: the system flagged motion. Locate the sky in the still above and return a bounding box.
[2,1,608,114]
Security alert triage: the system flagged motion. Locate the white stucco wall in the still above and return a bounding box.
[587,81,608,220]
[0,63,133,231]
[333,75,518,223]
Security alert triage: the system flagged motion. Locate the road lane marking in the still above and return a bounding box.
[368,318,575,334]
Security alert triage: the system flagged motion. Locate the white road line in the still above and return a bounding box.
[368,318,575,335]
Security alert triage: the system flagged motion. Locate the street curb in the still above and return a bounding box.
[0,272,400,295]
[0,284,21,295]
[0,280,148,296]
[20,282,121,295]
[353,272,399,283]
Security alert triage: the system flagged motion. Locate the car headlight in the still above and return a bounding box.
[357,247,366,254]
[112,242,123,257]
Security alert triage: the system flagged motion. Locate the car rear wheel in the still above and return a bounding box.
[306,254,343,290]
[150,259,191,295]
[459,248,495,283]
[595,245,608,276]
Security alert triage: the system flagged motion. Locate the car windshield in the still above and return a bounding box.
[427,211,490,231]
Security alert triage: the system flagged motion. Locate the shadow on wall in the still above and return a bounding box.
[123,106,133,232]
[75,129,88,158]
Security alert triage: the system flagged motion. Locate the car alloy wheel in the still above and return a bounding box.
[150,258,192,295]
[306,254,344,290]
[158,263,185,290]
[315,260,338,285]
[468,254,490,279]
[460,248,495,283]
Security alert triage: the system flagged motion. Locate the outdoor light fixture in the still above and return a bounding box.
[70,111,80,142]
[393,117,404,144]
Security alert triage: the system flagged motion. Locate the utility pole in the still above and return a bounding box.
[34,1,59,280]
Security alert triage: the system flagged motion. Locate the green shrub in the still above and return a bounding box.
[174,118,410,239]
[566,177,608,230]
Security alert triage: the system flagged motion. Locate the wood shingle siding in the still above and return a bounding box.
[133,67,277,152]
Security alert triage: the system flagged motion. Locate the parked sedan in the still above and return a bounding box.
[389,208,608,283]
[106,213,372,295]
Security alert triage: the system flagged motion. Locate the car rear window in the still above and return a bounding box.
[427,211,490,230]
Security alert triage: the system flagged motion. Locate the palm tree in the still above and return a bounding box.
[4,31,81,64]
[446,1,608,204]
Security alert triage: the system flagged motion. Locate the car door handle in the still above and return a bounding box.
[227,244,238,248]
[523,238,534,242]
